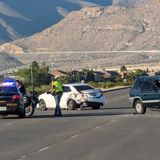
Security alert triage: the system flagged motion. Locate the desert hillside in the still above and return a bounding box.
[0,0,110,43]
[0,0,160,72]
[0,52,22,72]
[1,0,145,43]
[0,0,159,53]
[112,0,148,7]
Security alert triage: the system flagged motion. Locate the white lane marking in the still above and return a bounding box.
[93,126,101,130]
[70,134,79,139]
[7,122,15,126]
[16,155,28,160]
[38,146,50,152]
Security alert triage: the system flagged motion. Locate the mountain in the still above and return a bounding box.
[0,52,22,71]
[2,0,159,53]
[112,0,148,7]
[0,0,111,43]
[0,0,147,43]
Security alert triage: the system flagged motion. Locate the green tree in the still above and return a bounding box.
[134,69,148,76]
[14,61,50,88]
[57,75,72,84]
[155,71,160,76]
[85,70,95,81]
[126,69,148,84]
[120,65,127,73]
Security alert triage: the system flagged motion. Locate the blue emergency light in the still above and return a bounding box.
[2,78,16,86]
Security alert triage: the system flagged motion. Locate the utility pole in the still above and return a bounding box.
[31,62,34,92]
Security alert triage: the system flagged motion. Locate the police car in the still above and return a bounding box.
[0,79,25,118]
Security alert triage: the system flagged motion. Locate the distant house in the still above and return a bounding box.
[50,69,69,78]
[93,70,120,82]
[107,71,120,79]
[93,71,105,82]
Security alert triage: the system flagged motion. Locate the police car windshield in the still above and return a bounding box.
[0,86,18,94]
[74,85,93,91]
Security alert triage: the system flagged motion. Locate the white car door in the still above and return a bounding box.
[43,93,56,108]
[60,86,72,109]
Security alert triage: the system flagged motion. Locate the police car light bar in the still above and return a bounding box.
[1,82,16,86]
[1,78,16,86]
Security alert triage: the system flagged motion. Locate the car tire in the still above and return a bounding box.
[67,99,77,110]
[134,100,146,114]
[0,114,8,119]
[25,105,35,117]
[39,99,47,111]
[18,112,25,118]
[92,106,100,110]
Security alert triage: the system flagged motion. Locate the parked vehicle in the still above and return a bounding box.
[38,83,105,110]
[0,81,25,118]
[129,76,160,114]
[24,91,39,117]
[0,78,39,118]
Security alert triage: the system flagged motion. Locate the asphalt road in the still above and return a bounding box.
[1,88,160,160]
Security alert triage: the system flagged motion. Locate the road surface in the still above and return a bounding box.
[0,88,160,160]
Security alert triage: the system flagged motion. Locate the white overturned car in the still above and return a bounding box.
[37,83,105,110]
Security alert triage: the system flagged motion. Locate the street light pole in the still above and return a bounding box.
[31,62,34,92]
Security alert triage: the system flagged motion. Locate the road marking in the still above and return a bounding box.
[16,155,28,160]
[93,126,101,130]
[111,119,116,122]
[38,146,50,152]
[70,134,79,139]
[7,122,15,126]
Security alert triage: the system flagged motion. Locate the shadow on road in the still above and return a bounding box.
[101,107,132,110]
[1,107,134,119]
[31,112,133,119]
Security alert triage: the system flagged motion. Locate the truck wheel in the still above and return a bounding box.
[92,106,100,110]
[67,100,77,110]
[134,100,146,114]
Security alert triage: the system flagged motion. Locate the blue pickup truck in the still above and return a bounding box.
[129,76,160,114]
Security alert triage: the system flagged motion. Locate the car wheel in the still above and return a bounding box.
[92,106,100,110]
[25,105,35,117]
[67,99,77,110]
[134,100,146,114]
[0,114,8,119]
[18,112,25,118]
[39,99,47,111]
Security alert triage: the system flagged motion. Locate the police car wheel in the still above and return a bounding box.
[18,113,25,118]
[25,105,35,117]
[0,114,8,119]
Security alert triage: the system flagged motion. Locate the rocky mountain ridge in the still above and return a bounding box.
[0,0,159,72]
[0,52,22,72]
[0,0,148,43]
[112,0,148,7]
[0,0,111,43]
[0,0,159,53]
